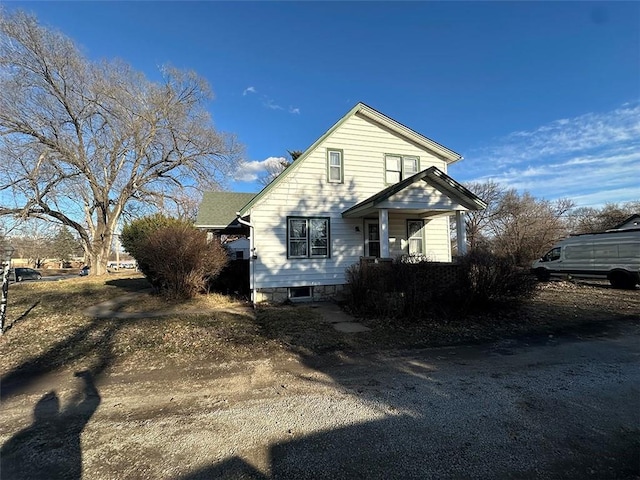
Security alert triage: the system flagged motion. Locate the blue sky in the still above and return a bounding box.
[7,1,640,207]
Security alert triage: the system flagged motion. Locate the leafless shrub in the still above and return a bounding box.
[456,250,537,308]
[346,252,537,319]
[141,225,228,300]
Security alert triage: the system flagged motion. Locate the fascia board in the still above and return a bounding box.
[357,104,462,163]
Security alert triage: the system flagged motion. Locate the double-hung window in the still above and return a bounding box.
[288,217,330,258]
[327,149,343,183]
[385,154,419,183]
[407,220,425,255]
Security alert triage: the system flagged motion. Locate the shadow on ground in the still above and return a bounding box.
[105,276,151,292]
[0,280,638,479]
[1,371,100,480]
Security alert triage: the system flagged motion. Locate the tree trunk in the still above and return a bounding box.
[87,215,115,276]
[90,245,110,275]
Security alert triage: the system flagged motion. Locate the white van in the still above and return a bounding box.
[531,228,640,289]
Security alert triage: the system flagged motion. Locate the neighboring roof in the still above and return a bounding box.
[613,214,640,229]
[238,102,463,216]
[342,166,487,218]
[195,192,256,229]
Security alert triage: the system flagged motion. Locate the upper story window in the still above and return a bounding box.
[385,154,419,183]
[327,149,343,183]
[287,217,330,259]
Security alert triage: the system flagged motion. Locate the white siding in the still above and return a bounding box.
[424,216,452,261]
[251,113,453,289]
[226,238,250,259]
[378,182,469,211]
[384,214,451,261]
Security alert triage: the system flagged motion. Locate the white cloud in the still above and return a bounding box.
[234,156,287,182]
[467,104,639,170]
[262,97,283,111]
[459,102,640,207]
[242,86,299,114]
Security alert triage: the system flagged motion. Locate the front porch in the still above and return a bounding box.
[342,166,487,261]
[353,209,469,261]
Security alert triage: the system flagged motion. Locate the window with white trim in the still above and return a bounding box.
[385,154,419,183]
[327,149,343,183]
[407,220,424,255]
[287,217,330,258]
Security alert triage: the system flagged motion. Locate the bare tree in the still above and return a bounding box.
[490,191,574,265]
[462,180,505,251]
[457,180,575,264]
[0,11,242,274]
[256,150,302,187]
[10,219,55,268]
[567,201,640,234]
[257,159,290,188]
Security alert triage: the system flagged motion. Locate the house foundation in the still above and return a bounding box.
[254,284,345,304]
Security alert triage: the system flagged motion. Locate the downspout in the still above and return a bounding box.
[236,212,256,309]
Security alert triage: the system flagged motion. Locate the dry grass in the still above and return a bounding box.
[1,276,637,382]
[256,305,350,355]
[257,280,640,355]
[118,290,239,313]
[355,279,640,349]
[0,274,278,379]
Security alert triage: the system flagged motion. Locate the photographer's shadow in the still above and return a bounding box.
[1,371,101,480]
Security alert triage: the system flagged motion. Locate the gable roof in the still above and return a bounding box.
[195,192,256,229]
[613,213,640,229]
[238,102,462,216]
[342,166,487,218]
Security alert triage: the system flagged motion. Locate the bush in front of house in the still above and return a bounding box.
[345,251,537,319]
[121,214,187,281]
[455,249,538,309]
[121,215,228,299]
[143,225,228,299]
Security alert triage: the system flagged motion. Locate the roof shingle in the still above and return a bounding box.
[195,192,256,229]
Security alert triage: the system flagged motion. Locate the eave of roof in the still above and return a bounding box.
[342,166,487,218]
[195,191,256,229]
[238,102,462,216]
[356,103,462,163]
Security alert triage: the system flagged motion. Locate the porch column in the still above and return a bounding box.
[456,210,467,256]
[379,208,390,258]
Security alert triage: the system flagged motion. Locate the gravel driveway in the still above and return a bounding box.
[1,323,639,479]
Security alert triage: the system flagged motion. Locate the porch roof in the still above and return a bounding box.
[342,166,486,218]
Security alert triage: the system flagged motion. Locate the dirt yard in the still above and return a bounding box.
[0,277,638,479]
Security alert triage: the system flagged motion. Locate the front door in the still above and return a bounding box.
[364,220,380,257]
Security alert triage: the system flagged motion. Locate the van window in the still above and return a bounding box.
[542,247,561,262]
[565,245,592,260]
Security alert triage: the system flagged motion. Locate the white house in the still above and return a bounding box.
[225,237,250,260]
[196,103,486,303]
